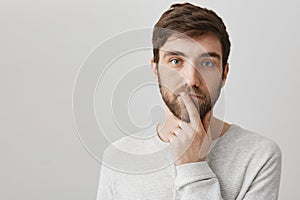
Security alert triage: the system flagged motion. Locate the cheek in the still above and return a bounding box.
[201,75,222,99]
[158,66,185,91]
[202,70,223,87]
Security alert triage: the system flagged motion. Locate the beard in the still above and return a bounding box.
[158,72,222,123]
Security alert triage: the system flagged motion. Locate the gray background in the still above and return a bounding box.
[1,0,299,199]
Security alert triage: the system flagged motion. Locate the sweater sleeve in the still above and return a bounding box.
[96,164,114,200]
[174,161,224,200]
[174,142,282,200]
[243,142,282,200]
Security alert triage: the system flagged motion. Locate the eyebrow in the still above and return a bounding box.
[200,52,221,60]
[163,50,186,58]
[163,50,221,60]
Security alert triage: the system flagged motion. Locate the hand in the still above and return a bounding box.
[167,92,212,166]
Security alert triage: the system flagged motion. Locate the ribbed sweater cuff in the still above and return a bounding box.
[175,161,216,189]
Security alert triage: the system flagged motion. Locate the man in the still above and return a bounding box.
[97,3,281,200]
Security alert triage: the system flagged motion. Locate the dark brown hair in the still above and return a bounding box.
[152,3,231,72]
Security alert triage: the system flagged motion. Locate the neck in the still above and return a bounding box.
[157,106,230,143]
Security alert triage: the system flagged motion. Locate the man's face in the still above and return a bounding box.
[154,32,227,123]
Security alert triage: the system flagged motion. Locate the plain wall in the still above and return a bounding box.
[1,0,299,199]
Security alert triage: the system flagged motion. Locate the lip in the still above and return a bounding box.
[189,94,204,99]
[177,93,204,99]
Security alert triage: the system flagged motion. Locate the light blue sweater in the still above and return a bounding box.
[97,124,281,200]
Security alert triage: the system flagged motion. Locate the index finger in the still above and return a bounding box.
[180,92,201,127]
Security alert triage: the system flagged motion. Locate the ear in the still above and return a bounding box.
[221,63,229,88]
[151,58,158,82]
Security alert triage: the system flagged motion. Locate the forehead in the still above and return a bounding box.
[160,33,222,58]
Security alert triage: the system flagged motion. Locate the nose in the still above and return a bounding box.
[182,63,200,87]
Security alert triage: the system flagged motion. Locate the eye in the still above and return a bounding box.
[201,60,215,68]
[170,58,181,66]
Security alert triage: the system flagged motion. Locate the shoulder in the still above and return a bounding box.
[237,126,281,154]
[233,125,281,156]
[103,128,165,158]
[214,124,282,161]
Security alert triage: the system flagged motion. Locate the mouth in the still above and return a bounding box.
[176,91,205,100]
[189,94,204,99]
